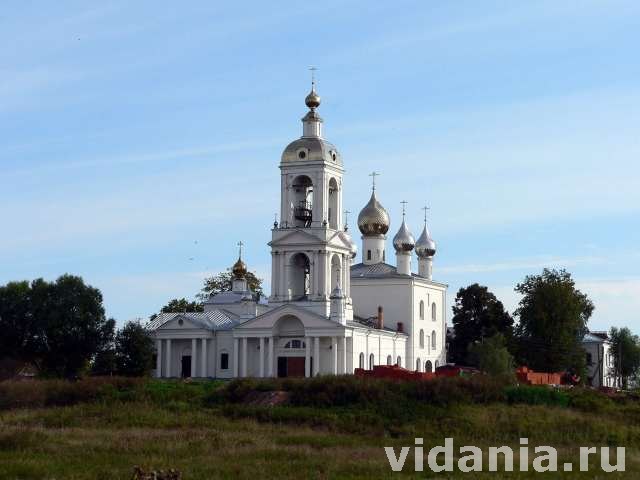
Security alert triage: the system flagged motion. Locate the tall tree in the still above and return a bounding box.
[0,275,114,378]
[609,327,640,389]
[450,284,513,365]
[198,271,264,301]
[514,268,593,374]
[114,321,155,377]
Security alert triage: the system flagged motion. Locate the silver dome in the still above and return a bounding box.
[357,190,390,236]
[415,224,436,258]
[393,219,415,252]
[281,136,342,165]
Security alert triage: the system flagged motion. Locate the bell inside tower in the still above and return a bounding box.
[292,175,313,227]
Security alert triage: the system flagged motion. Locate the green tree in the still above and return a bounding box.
[450,284,513,365]
[467,334,515,378]
[514,268,593,374]
[198,271,263,301]
[161,298,204,313]
[0,275,115,378]
[114,321,155,377]
[609,327,640,389]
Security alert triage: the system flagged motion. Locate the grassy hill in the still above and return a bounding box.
[0,376,637,479]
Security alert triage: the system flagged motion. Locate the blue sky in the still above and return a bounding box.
[1,1,639,331]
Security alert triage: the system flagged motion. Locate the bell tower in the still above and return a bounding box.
[268,78,356,320]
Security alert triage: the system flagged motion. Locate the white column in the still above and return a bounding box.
[305,336,311,377]
[233,338,239,377]
[155,339,162,378]
[347,337,353,373]
[268,336,275,377]
[241,337,248,377]
[313,337,320,376]
[341,337,347,374]
[165,339,172,378]
[191,338,197,378]
[259,337,265,378]
[201,338,208,378]
[331,337,338,375]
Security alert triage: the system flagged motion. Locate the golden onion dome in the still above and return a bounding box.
[393,219,415,252]
[305,87,321,109]
[231,257,247,278]
[415,224,436,258]
[358,190,390,236]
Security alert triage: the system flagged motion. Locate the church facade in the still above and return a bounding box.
[149,83,447,378]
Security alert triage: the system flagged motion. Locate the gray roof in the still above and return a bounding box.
[348,317,406,335]
[147,311,236,331]
[204,290,254,305]
[583,332,610,343]
[350,262,446,286]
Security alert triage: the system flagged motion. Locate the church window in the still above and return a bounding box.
[284,339,306,349]
[383,250,385,261]
[431,330,437,350]
[396,356,402,367]
[359,352,365,369]
[431,302,437,321]
[367,250,372,261]
[220,353,229,370]
[369,353,375,369]
[416,358,421,372]
[419,300,424,320]
[386,355,392,366]
[435,360,439,369]
[328,178,339,230]
[425,360,433,373]
[292,175,313,227]
[290,253,311,299]
[298,150,306,159]
[419,329,425,348]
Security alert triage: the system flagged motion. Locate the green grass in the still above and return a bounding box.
[0,377,637,479]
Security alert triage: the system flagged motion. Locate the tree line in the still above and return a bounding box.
[449,268,640,386]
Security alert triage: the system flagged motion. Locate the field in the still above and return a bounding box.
[0,377,637,479]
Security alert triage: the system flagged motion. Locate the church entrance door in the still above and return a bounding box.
[181,356,191,378]
[277,357,307,377]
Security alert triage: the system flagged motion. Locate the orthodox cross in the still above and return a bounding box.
[400,200,408,218]
[369,171,379,191]
[343,209,351,230]
[421,205,430,225]
[237,240,244,259]
[309,66,317,88]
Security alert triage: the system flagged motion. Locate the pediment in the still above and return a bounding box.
[327,231,354,250]
[269,229,323,247]
[158,315,203,330]
[235,304,336,331]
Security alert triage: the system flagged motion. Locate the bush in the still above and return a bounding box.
[505,385,569,407]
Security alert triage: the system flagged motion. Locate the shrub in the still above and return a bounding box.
[505,385,569,407]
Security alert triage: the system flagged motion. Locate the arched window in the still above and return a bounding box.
[367,250,372,261]
[328,178,339,230]
[419,329,425,348]
[425,360,433,373]
[220,351,229,370]
[292,175,313,228]
[386,355,392,366]
[330,254,341,291]
[284,339,306,349]
[396,356,402,367]
[419,300,424,320]
[290,253,311,299]
[359,352,365,369]
[431,330,437,350]
[416,358,421,372]
[432,302,437,321]
[369,353,375,369]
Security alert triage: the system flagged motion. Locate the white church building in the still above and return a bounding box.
[149,82,447,378]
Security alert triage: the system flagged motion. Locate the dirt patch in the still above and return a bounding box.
[244,390,289,406]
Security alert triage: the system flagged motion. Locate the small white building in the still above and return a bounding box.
[149,82,447,378]
[583,331,618,388]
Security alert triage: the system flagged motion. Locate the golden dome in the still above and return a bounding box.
[305,87,321,109]
[232,257,247,278]
[357,190,390,236]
